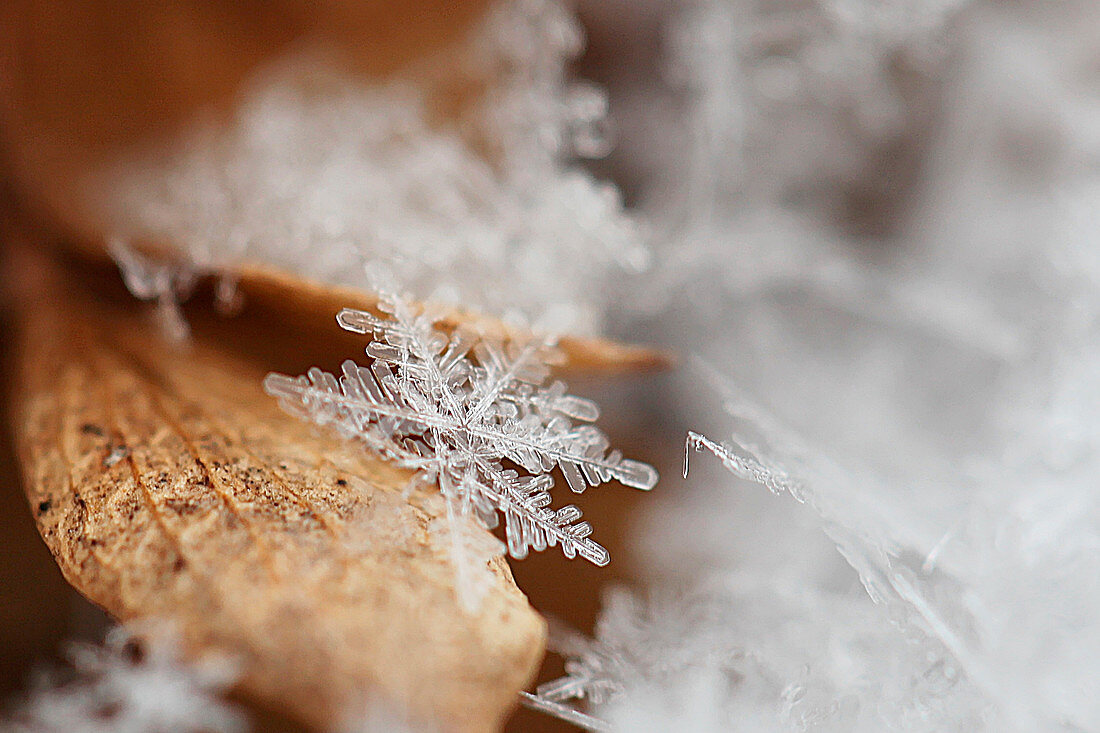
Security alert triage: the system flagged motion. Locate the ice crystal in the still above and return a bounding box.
[107,238,198,343]
[671,340,1100,730]
[263,293,657,608]
[519,691,610,733]
[108,237,243,343]
[3,624,243,733]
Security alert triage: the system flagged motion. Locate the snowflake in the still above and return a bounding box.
[263,293,657,605]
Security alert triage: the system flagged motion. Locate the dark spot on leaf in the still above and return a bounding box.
[37,499,52,514]
[165,498,200,515]
[81,423,104,436]
[122,639,145,664]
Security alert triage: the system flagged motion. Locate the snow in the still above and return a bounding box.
[2,624,242,733]
[99,0,648,335]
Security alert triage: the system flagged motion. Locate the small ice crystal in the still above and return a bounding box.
[109,237,198,343]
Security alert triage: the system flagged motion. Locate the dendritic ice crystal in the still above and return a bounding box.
[263,293,657,604]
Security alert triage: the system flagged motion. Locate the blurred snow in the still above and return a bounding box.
[580,0,1100,730]
[2,624,242,733]
[95,0,649,335]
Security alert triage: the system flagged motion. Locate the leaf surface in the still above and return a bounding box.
[9,249,546,732]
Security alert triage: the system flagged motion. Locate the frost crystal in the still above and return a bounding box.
[3,625,243,733]
[263,293,657,608]
[108,238,198,343]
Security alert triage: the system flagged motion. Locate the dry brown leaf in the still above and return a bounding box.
[8,247,546,732]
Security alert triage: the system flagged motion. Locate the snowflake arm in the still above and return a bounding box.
[477,458,609,565]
